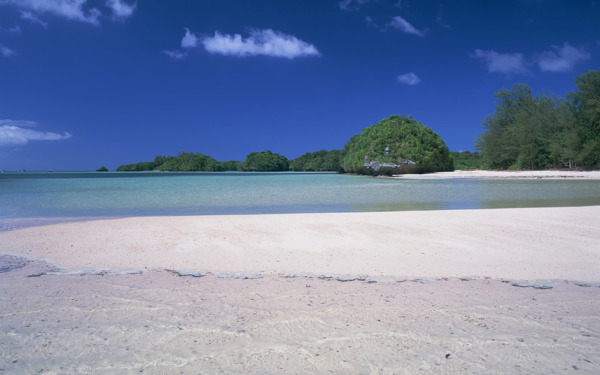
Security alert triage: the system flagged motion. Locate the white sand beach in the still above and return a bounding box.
[1,206,600,282]
[394,169,600,180]
[1,204,600,373]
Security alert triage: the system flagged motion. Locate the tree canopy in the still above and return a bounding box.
[240,150,289,171]
[341,115,453,175]
[289,149,343,172]
[116,153,241,172]
[450,151,481,170]
[476,70,600,169]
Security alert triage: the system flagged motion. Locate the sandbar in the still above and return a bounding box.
[1,206,599,282]
[2,206,600,373]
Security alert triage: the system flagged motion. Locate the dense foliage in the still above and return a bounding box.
[240,150,289,171]
[116,153,241,172]
[96,166,109,172]
[116,155,170,171]
[289,150,344,172]
[341,115,453,175]
[157,152,225,171]
[450,151,481,170]
[476,70,600,169]
[568,70,600,167]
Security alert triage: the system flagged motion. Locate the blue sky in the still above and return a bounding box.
[0,0,598,170]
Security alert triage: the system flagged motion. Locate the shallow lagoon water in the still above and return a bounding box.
[1,171,600,229]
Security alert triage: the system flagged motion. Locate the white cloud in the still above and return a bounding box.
[538,42,590,72]
[471,49,528,75]
[1,44,17,57]
[397,72,420,85]
[4,0,101,25]
[386,16,425,37]
[105,0,136,19]
[0,120,72,146]
[202,29,320,59]
[20,10,48,28]
[339,0,373,11]
[0,119,36,127]
[163,50,187,60]
[181,27,199,48]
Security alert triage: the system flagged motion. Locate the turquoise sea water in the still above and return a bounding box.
[1,171,600,230]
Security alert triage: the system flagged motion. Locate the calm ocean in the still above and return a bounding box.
[1,171,600,230]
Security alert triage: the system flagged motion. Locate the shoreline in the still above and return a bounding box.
[2,205,599,282]
[392,169,600,179]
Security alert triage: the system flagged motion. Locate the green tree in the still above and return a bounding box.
[476,84,569,169]
[567,70,600,167]
[342,115,453,175]
[290,149,344,171]
[241,150,289,171]
[157,152,221,171]
[116,153,240,172]
[449,151,481,170]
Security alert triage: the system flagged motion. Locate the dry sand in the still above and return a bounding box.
[1,205,600,373]
[1,206,599,282]
[394,169,600,180]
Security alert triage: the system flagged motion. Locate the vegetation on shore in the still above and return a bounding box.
[289,150,344,172]
[239,151,289,171]
[341,115,453,175]
[116,153,242,172]
[115,115,453,176]
[113,70,599,174]
[450,151,481,170]
[476,70,600,170]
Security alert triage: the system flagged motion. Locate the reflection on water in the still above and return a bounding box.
[1,172,599,227]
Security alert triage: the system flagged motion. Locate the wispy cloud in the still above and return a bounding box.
[6,24,22,33]
[538,42,590,72]
[0,120,72,146]
[105,0,136,20]
[181,28,199,48]
[163,50,187,60]
[339,0,373,11]
[1,44,17,57]
[386,16,425,37]
[202,29,320,59]
[397,72,420,85]
[470,49,528,75]
[3,0,101,25]
[20,10,48,28]
[0,119,36,127]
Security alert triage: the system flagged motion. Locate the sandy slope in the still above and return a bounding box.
[1,206,599,282]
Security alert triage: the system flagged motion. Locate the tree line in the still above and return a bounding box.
[113,70,599,173]
[476,70,600,169]
[116,151,292,172]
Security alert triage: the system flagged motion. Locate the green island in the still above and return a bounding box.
[115,70,600,175]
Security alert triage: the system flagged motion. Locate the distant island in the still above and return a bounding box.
[113,70,599,174]
[116,115,455,175]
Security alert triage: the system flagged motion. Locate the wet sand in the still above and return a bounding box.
[1,260,599,374]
